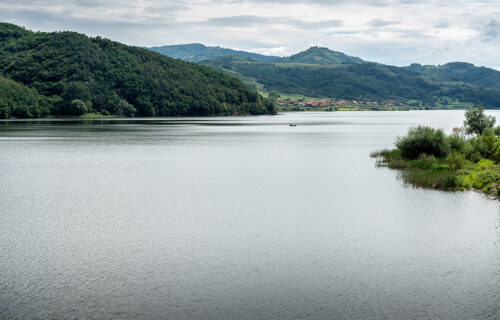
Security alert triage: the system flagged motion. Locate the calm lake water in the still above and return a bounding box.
[0,111,499,320]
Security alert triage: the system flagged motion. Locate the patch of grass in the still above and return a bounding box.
[80,112,118,118]
[400,168,457,189]
[456,159,500,194]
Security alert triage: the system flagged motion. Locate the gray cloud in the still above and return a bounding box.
[203,15,342,29]
[368,19,401,28]
[481,19,500,42]
[434,21,450,29]
[1,0,500,68]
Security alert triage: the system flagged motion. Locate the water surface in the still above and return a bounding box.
[1,111,499,319]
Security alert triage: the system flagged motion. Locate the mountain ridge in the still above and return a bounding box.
[196,50,500,108]
[149,43,279,63]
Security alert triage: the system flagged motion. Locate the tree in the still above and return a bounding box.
[69,99,88,116]
[268,90,279,103]
[396,125,451,159]
[464,105,496,135]
[115,99,137,117]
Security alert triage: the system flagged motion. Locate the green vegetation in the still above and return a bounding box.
[201,53,500,108]
[0,23,275,118]
[407,62,500,90]
[149,44,500,109]
[463,105,496,134]
[278,46,365,65]
[0,75,49,118]
[149,43,279,63]
[372,106,500,197]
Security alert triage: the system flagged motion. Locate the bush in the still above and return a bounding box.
[448,151,467,170]
[396,125,451,160]
[464,133,497,161]
[494,126,500,136]
[448,133,466,152]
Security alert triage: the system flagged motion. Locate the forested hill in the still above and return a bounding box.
[0,23,275,118]
[406,62,500,89]
[277,46,365,65]
[150,43,500,108]
[148,43,279,63]
[200,53,500,108]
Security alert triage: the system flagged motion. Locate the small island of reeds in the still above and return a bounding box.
[371,105,500,198]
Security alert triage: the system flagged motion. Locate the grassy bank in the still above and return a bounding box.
[371,106,500,198]
[371,149,500,196]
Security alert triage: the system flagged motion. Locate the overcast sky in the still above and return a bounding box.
[1,0,500,68]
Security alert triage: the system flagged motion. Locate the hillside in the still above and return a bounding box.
[148,43,279,63]
[407,62,500,89]
[204,57,438,101]
[277,46,365,65]
[148,43,500,108]
[0,23,275,118]
[199,51,500,108]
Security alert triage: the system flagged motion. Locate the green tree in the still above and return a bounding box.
[115,99,137,117]
[268,90,279,102]
[464,105,496,135]
[69,99,88,116]
[396,125,451,159]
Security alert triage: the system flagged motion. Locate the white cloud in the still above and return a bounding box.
[1,0,500,68]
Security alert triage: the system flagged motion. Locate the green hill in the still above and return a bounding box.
[150,44,500,108]
[407,62,500,89]
[277,46,365,65]
[0,23,275,118]
[201,55,500,108]
[148,43,279,63]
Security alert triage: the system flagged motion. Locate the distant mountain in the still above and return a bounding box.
[407,62,500,90]
[148,43,500,108]
[148,43,279,63]
[0,23,275,118]
[277,46,366,65]
[201,55,500,108]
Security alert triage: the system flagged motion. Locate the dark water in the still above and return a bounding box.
[0,111,499,320]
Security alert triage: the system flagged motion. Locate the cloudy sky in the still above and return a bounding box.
[1,0,500,68]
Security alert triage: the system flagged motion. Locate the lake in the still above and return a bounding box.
[0,111,499,319]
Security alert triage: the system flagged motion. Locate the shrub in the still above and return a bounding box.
[494,126,500,137]
[448,151,467,170]
[448,133,466,152]
[464,134,496,160]
[408,154,438,170]
[396,126,451,160]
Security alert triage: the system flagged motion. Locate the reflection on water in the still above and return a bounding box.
[0,111,499,320]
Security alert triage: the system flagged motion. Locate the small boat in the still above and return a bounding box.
[289,123,297,127]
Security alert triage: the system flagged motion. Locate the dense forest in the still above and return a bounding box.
[200,54,500,108]
[149,44,500,108]
[0,75,48,118]
[0,23,275,118]
[406,62,500,89]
